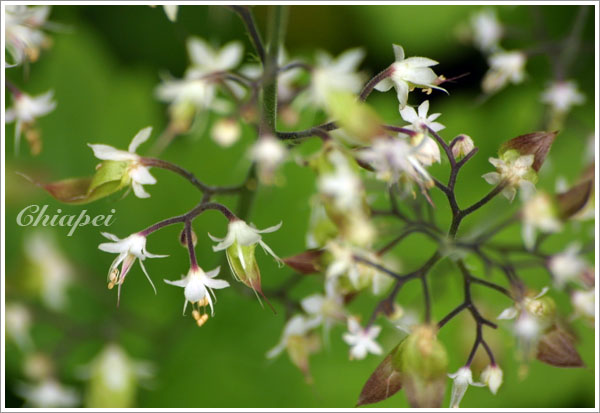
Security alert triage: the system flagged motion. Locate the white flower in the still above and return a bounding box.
[448,367,484,408]
[375,44,446,109]
[6,303,33,351]
[310,48,365,106]
[571,289,595,320]
[343,317,383,360]
[17,379,80,408]
[186,37,243,76]
[250,135,288,184]
[164,266,229,316]
[156,76,218,109]
[210,219,282,266]
[481,364,503,395]
[482,153,536,202]
[24,231,73,310]
[98,232,167,303]
[360,137,433,187]
[163,5,178,21]
[5,5,51,66]
[471,8,503,53]
[452,134,475,159]
[267,314,321,359]
[211,118,241,147]
[548,244,588,289]
[88,127,157,198]
[482,50,526,94]
[521,192,562,250]
[400,100,445,133]
[301,282,346,335]
[318,152,363,211]
[541,80,585,113]
[6,90,56,154]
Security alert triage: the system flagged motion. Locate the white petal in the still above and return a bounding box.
[101,232,122,242]
[88,144,137,161]
[128,126,152,153]
[418,100,430,118]
[256,221,283,234]
[335,48,365,71]
[404,56,439,67]
[392,44,405,61]
[204,277,230,290]
[187,37,213,68]
[164,277,188,288]
[266,342,286,359]
[207,232,225,243]
[482,172,501,185]
[131,182,151,198]
[399,106,419,123]
[163,4,178,21]
[205,267,221,278]
[374,77,394,92]
[138,260,157,294]
[394,80,409,109]
[98,241,126,254]
[497,307,518,320]
[216,41,243,70]
[129,165,157,185]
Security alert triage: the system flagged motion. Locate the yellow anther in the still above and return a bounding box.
[108,281,115,290]
[192,310,201,321]
[196,314,209,327]
[199,297,210,307]
[109,268,119,283]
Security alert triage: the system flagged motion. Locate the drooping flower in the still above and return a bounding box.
[6,303,33,351]
[250,135,288,184]
[571,289,595,321]
[5,5,52,67]
[88,127,157,198]
[480,364,503,395]
[210,219,281,304]
[98,232,167,304]
[470,8,503,53]
[360,137,434,189]
[540,80,585,114]
[267,315,322,381]
[448,367,484,408]
[164,266,229,318]
[547,243,588,290]
[375,44,446,109]
[482,50,527,94]
[482,150,537,202]
[310,48,366,107]
[520,192,562,250]
[6,90,56,155]
[24,231,73,310]
[343,317,383,360]
[211,118,241,147]
[452,134,475,159]
[16,379,80,408]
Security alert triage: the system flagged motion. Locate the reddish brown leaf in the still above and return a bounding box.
[557,180,592,220]
[537,327,584,367]
[357,347,403,406]
[501,131,558,171]
[282,249,325,275]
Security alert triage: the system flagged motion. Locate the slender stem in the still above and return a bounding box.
[141,157,245,195]
[359,67,392,101]
[184,220,198,270]
[138,202,236,237]
[421,274,431,323]
[228,5,266,64]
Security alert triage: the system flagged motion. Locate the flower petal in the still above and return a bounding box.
[88,144,137,161]
[392,44,405,62]
[131,181,151,198]
[128,126,152,153]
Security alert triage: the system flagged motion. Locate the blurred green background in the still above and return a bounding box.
[4,4,596,408]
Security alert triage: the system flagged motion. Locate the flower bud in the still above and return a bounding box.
[283,249,325,275]
[480,364,503,395]
[500,131,557,172]
[394,325,448,408]
[556,180,593,220]
[451,134,475,158]
[211,118,241,147]
[179,228,198,248]
[536,327,583,367]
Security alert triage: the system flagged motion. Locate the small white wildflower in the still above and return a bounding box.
[480,364,503,395]
[164,266,229,316]
[482,50,526,94]
[541,80,585,113]
[311,48,365,106]
[343,317,383,360]
[471,8,503,53]
[6,90,56,154]
[375,44,446,109]
[448,367,484,407]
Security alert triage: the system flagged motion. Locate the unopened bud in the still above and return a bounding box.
[179,229,198,248]
[481,364,503,395]
[451,134,475,158]
[211,118,241,147]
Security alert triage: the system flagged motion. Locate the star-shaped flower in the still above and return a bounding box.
[482,50,526,94]
[342,317,383,360]
[540,80,585,113]
[448,367,484,408]
[164,266,229,316]
[375,44,446,109]
[6,90,56,154]
[88,127,157,198]
[98,232,167,304]
[482,150,537,202]
[310,48,366,106]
